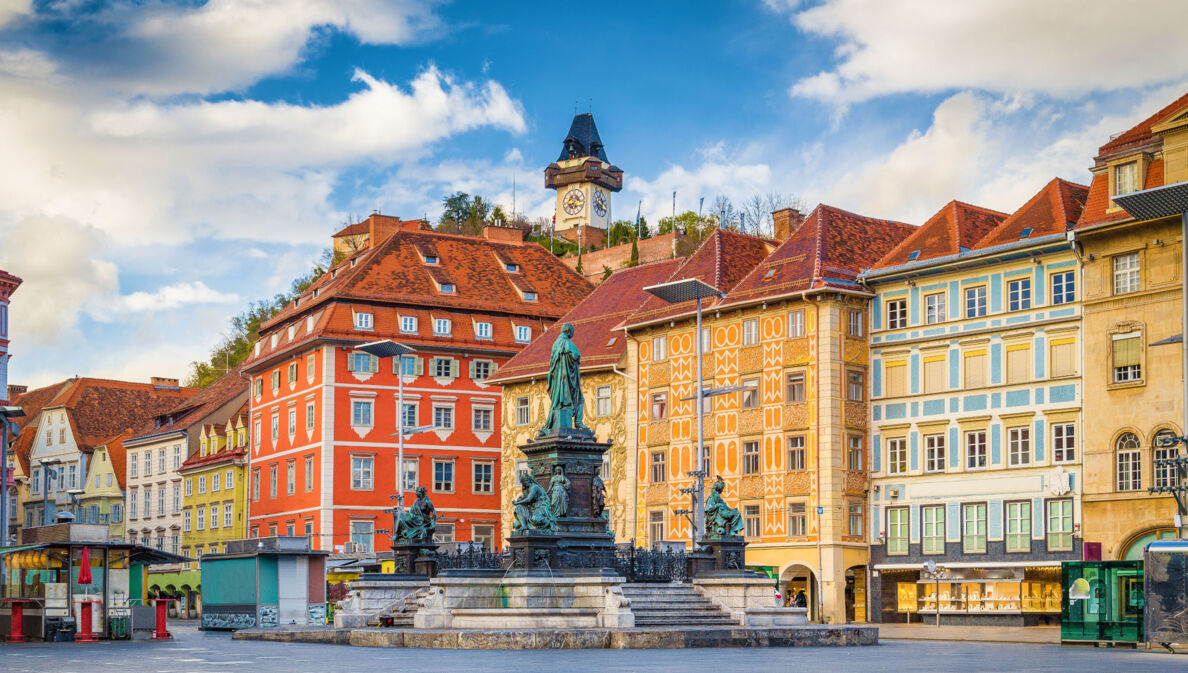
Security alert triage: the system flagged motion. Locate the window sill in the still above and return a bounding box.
[1107,380,1145,391]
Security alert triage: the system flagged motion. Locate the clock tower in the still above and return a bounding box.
[545,113,623,232]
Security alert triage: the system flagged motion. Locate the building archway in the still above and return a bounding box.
[1120,527,1177,560]
[778,562,818,621]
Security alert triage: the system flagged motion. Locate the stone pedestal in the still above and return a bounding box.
[506,533,559,574]
[693,575,808,627]
[697,536,747,573]
[413,574,633,629]
[391,540,438,578]
[334,578,427,628]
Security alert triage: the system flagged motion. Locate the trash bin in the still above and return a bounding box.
[45,616,77,642]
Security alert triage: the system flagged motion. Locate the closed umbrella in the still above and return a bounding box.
[78,546,92,585]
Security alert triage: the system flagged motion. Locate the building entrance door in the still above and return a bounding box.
[276,556,308,625]
[845,565,867,623]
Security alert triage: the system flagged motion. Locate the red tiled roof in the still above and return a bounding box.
[332,222,369,238]
[623,229,775,329]
[722,204,915,306]
[973,179,1088,249]
[1077,158,1165,229]
[45,378,198,452]
[489,258,684,384]
[872,201,1007,269]
[140,365,249,435]
[8,380,72,475]
[247,227,592,369]
[94,432,131,490]
[1098,90,1188,156]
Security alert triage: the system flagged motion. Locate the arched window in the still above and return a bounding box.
[1116,432,1141,491]
[1153,430,1179,490]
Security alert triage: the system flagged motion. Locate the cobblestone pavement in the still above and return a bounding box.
[0,622,1182,672]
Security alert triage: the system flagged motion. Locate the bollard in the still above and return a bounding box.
[76,600,98,642]
[7,601,25,643]
[152,598,173,640]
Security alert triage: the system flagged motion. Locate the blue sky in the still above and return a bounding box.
[2,0,1188,388]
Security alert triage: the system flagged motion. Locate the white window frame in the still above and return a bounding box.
[1113,253,1140,295]
[353,311,374,331]
[965,286,987,318]
[924,293,945,325]
[1008,278,1031,312]
[887,299,907,330]
[1008,427,1031,467]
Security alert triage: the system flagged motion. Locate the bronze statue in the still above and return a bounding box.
[548,465,570,517]
[395,487,437,542]
[591,474,606,519]
[539,323,589,436]
[705,476,744,538]
[512,472,557,534]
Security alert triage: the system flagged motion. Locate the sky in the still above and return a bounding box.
[3,0,1188,389]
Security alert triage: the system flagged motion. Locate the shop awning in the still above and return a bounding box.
[0,542,190,565]
[874,561,1064,570]
[0,544,51,556]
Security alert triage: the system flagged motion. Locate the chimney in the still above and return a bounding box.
[772,207,804,242]
[151,377,180,390]
[367,214,406,247]
[7,384,27,401]
[482,225,526,245]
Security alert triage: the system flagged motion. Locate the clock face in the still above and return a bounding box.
[563,188,585,215]
[593,191,608,217]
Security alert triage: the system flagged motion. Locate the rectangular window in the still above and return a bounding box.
[401,458,418,492]
[650,392,667,420]
[196,507,204,531]
[922,505,945,554]
[847,309,864,337]
[183,509,191,532]
[1053,423,1075,463]
[787,436,806,471]
[1051,271,1075,305]
[1008,278,1032,311]
[288,407,296,436]
[652,336,667,361]
[473,461,494,494]
[847,435,864,471]
[144,452,151,477]
[925,293,945,325]
[1006,345,1031,384]
[742,319,759,346]
[210,504,219,529]
[351,455,373,491]
[433,460,454,492]
[269,465,277,497]
[785,371,805,402]
[648,510,665,544]
[350,521,374,553]
[966,431,987,469]
[454,403,482,433]
[307,353,316,381]
[400,315,417,333]
[1113,334,1142,383]
[286,461,295,495]
[1113,253,1140,294]
[475,321,492,339]
[847,370,864,402]
[1006,501,1032,553]
[887,507,909,555]
[1114,161,1138,196]
[305,457,314,492]
[848,502,864,537]
[1046,499,1073,551]
[129,457,137,478]
[433,523,455,543]
[433,405,453,429]
[347,352,375,373]
[1008,427,1031,466]
[198,476,206,494]
[472,525,495,549]
[1155,445,1177,490]
[787,502,807,536]
[172,486,181,514]
[252,470,260,502]
[351,400,373,427]
[514,325,531,343]
[157,488,165,514]
[742,441,760,475]
[650,451,666,483]
[887,438,907,475]
[884,361,907,397]
[288,361,298,384]
[1117,449,1141,491]
[923,355,946,394]
[788,310,804,337]
[887,299,907,329]
[306,402,315,430]
[744,505,761,538]
[212,473,220,492]
[962,503,987,553]
[353,312,373,330]
[741,378,759,409]
[965,286,987,318]
[471,360,493,381]
[515,396,530,426]
[595,385,612,417]
[1051,338,1077,377]
[399,355,419,376]
[924,434,945,473]
[964,350,987,388]
[270,415,279,442]
[434,318,452,336]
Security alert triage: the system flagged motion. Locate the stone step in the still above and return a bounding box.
[633,606,727,614]
[634,617,738,626]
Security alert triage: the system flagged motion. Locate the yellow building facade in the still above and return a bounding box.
[1076,94,1188,557]
[79,434,129,541]
[179,413,249,559]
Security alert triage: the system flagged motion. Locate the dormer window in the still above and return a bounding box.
[522,291,537,302]
[270,334,278,349]
[306,316,315,333]
[607,337,617,347]
[1115,161,1139,196]
[424,254,439,265]
[907,250,921,261]
[354,312,374,331]
[1019,227,1033,239]
[350,258,357,267]
[254,343,261,357]
[287,325,295,341]
[400,315,418,334]
[763,269,776,281]
[475,321,492,340]
[514,325,531,343]
[331,270,338,279]
[505,262,519,272]
[434,318,452,336]
[313,288,320,298]
[440,283,456,294]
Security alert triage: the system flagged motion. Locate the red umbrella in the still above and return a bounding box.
[78,546,92,585]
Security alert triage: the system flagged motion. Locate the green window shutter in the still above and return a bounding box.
[450,359,460,378]
[468,360,476,379]
[415,357,424,376]
[369,355,379,373]
[346,354,356,372]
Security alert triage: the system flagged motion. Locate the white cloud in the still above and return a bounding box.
[786,0,1188,105]
[113,281,239,314]
[0,0,30,29]
[627,160,775,225]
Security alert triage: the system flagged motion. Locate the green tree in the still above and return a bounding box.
[626,238,639,267]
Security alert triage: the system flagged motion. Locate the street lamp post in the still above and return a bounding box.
[356,340,436,545]
[0,406,26,545]
[37,457,61,526]
[644,279,725,542]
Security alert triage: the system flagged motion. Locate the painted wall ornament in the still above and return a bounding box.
[395,487,437,542]
[539,323,590,437]
[705,476,744,538]
[513,471,557,534]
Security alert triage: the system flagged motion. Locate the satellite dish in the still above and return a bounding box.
[1069,577,1091,602]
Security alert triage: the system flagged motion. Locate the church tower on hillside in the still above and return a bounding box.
[545,113,623,232]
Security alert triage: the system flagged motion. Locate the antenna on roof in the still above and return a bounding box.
[588,98,592,113]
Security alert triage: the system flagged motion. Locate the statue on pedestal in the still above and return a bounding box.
[539,323,589,437]
[548,465,570,517]
[395,487,437,543]
[591,474,606,519]
[512,472,557,534]
[704,477,744,538]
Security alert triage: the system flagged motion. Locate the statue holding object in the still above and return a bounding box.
[539,323,590,437]
[548,465,570,517]
[396,487,437,543]
[512,471,557,534]
[704,476,744,538]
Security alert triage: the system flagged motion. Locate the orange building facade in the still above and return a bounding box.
[243,215,591,551]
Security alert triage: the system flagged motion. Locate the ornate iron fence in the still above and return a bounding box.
[434,546,506,571]
[614,546,688,583]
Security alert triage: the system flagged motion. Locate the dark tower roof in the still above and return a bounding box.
[557,113,610,163]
